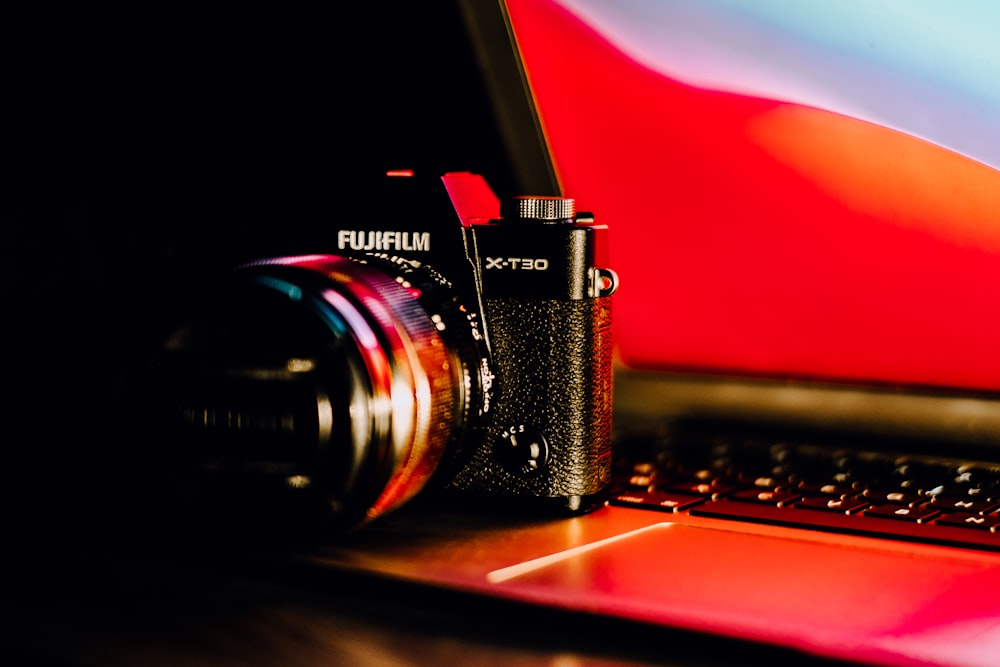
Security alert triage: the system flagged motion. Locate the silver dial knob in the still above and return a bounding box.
[505,195,576,222]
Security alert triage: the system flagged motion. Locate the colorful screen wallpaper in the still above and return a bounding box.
[506,0,1000,393]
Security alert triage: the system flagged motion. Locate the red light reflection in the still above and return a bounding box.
[508,0,1000,392]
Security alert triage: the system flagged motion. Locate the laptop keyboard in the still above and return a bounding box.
[609,432,1000,552]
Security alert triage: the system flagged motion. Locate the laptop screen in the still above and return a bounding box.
[501,0,1000,395]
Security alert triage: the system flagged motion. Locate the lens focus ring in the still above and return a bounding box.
[254,255,461,527]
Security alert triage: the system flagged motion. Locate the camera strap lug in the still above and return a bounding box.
[590,267,619,298]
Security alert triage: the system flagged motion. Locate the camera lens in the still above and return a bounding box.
[151,254,489,533]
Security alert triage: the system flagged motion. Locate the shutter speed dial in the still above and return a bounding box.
[501,196,576,223]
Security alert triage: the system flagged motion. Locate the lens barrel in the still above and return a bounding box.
[153,254,482,532]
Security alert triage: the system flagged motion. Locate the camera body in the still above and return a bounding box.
[153,171,617,532]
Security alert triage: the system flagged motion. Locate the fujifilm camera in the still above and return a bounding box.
[151,171,618,533]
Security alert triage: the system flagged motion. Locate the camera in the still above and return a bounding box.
[149,171,618,534]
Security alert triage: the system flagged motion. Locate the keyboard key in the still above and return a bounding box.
[797,496,869,514]
[935,512,1000,531]
[794,482,857,498]
[861,490,926,507]
[624,471,669,489]
[666,481,738,500]
[864,504,939,523]
[747,475,782,489]
[930,496,1000,514]
[730,489,801,507]
[609,490,705,513]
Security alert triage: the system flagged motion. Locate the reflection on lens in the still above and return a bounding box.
[154,254,488,532]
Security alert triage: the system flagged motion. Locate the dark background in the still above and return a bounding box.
[3,3,518,546]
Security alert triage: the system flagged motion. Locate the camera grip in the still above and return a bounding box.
[447,297,614,498]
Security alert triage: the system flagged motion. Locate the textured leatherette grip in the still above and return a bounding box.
[447,297,613,497]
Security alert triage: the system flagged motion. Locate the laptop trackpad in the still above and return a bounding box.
[484,522,1000,662]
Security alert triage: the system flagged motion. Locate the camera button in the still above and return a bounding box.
[498,425,549,477]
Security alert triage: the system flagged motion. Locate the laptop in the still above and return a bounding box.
[290,2,1000,666]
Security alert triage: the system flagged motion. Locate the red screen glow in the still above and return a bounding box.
[507,0,1000,393]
